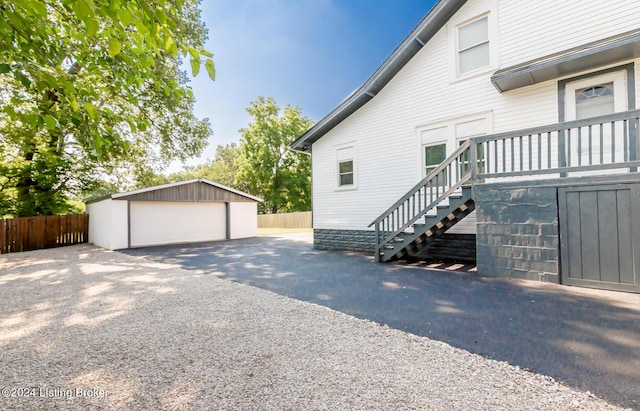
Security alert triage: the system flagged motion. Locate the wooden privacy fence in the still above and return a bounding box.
[258,211,312,228]
[0,214,89,254]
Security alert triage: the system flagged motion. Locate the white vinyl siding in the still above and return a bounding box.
[499,0,640,68]
[87,199,128,250]
[311,0,640,232]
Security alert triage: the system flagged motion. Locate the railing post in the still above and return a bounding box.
[374,222,381,262]
[469,140,478,197]
[558,128,567,177]
[630,117,638,172]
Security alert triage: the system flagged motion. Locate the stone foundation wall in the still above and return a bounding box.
[475,184,559,282]
[313,229,376,253]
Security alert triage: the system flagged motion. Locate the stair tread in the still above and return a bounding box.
[377,181,475,262]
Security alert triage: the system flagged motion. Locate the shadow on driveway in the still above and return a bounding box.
[122,233,640,409]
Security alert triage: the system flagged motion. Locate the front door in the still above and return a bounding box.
[563,69,629,168]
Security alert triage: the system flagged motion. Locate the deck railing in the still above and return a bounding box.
[369,109,640,260]
[474,109,640,179]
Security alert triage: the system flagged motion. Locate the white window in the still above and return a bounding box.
[457,16,489,75]
[424,143,447,177]
[336,145,356,189]
[338,160,353,186]
[424,143,447,187]
[417,113,492,180]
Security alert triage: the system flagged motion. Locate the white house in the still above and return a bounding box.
[86,179,261,250]
[292,0,640,293]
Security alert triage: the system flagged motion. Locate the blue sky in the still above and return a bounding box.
[171,0,437,171]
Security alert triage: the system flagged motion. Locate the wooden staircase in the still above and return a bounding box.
[380,186,475,261]
[369,140,478,262]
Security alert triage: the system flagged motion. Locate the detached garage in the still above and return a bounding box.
[86,179,261,250]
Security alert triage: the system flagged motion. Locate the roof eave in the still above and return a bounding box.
[291,0,467,152]
[492,28,640,93]
[87,178,262,204]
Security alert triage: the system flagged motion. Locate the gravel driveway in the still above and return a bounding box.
[125,233,640,409]
[0,244,628,410]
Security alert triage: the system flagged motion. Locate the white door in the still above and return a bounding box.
[564,70,628,168]
[130,201,227,247]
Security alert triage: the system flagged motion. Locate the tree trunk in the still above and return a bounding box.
[15,149,36,217]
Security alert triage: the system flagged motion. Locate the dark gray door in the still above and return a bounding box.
[559,184,640,292]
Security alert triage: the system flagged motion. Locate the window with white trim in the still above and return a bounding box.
[424,143,447,177]
[336,146,355,188]
[457,16,489,75]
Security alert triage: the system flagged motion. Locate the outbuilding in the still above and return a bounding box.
[86,178,261,250]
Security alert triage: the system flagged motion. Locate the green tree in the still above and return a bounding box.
[143,142,242,188]
[237,97,312,214]
[0,0,215,216]
[194,143,242,189]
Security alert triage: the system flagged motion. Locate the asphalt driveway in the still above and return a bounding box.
[123,233,640,409]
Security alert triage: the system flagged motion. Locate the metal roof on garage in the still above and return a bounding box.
[86,178,262,204]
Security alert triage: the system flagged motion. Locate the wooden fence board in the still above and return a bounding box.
[257,211,312,228]
[0,214,89,254]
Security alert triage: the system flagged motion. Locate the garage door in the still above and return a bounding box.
[559,184,640,293]
[130,201,227,247]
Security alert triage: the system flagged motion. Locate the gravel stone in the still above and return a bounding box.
[0,245,629,410]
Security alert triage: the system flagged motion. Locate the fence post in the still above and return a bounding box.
[0,219,6,254]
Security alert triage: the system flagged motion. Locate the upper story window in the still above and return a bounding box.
[457,16,489,75]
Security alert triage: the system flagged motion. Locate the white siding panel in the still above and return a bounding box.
[230,202,257,239]
[111,200,129,250]
[87,199,112,249]
[499,0,640,67]
[87,199,128,250]
[130,202,226,247]
[312,0,640,233]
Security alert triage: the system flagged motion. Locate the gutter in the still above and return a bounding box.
[291,0,467,153]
